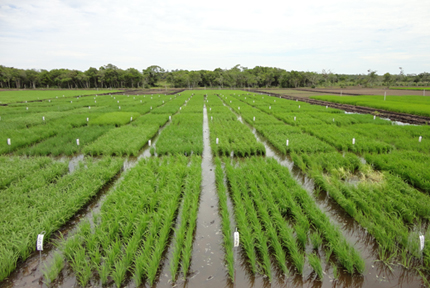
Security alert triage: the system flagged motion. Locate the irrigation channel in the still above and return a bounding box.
[1,90,428,288]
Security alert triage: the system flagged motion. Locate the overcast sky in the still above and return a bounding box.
[0,0,429,74]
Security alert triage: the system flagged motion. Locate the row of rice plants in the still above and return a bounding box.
[365,150,430,193]
[156,93,203,155]
[0,156,123,281]
[214,158,235,281]
[293,152,430,266]
[169,156,202,282]
[311,95,430,117]
[0,156,53,189]
[207,95,265,156]
[223,157,364,279]
[47,155,199,287]
[16,125,112,156]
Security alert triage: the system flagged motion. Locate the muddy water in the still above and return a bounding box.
[178,105,226,287]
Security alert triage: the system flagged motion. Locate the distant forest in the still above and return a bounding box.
[1,64,429,89]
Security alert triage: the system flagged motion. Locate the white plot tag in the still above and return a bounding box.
[299,105,300,108]
[286,139,289,146]
[238,107,240,110]
[253,117,255,121]
[419,136,422,142]
[89,106,91,109]
[148,140,151,146]
[352,138,356,145]
[374,115,376,120]
[76,139,80,145]
[420,234,425,251]
[216,138,219,145]
[130,117,133,122]
[7,138,11,145]
[36,234,44,251]
[42,116,45,121]
[119,106,121,110]
[326,105,328,109]
[294,116,296,121]
[169,116,171,121]
[269,106,271,109]
[234,231,240,247]
[87,117,89,122]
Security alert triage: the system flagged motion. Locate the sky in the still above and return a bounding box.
[0,0,429,75]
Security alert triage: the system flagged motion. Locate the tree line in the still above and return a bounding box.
[0,64,429,89]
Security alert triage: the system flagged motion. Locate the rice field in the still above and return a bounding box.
[310,95,430,117]
[0,89,429,287]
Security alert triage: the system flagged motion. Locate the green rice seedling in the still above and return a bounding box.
[111,259,127,288]
[99,260,110,285]
[307,253,323,280]
[214,157,235,280]
[310,232,323,250]
[43,251,64,285]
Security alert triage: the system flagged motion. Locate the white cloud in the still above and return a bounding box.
[0,0,429,74]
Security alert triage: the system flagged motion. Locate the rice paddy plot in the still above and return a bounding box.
[0,155,53,189]
[83,124,159,156]
[0,156,123,281]
[311,95,430,117]
[89,112,140,126]
[207,95,265,157]
[365,150,430,193]
[47,155,201,287]
[347,124,430,153]
[15,125,112,156]
[303,125,393,153]
[0,90,118,104]
[156,94,204,156]
[223,157,365,279]
[0,125,60,154]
